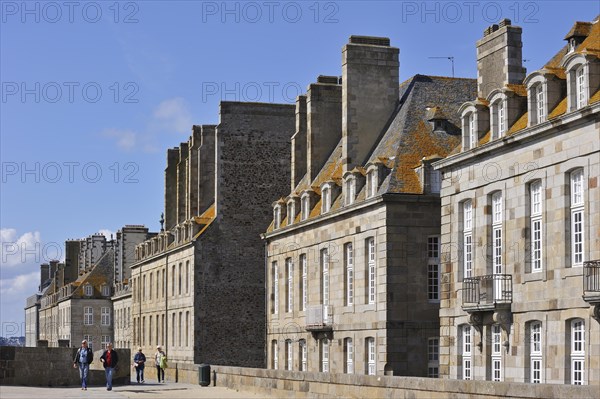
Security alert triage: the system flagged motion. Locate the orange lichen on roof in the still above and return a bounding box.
[194,203,216,225]
[395,120,459,194]
[565,21,593,39]
[309,198,322,218]
[476,98,490,107]
[549,97,568,119]
[505,84,527,97]
[479,130,491,146]
[576,19,599,53]
[507,112,529,135]
[544,45,568,70]
[312,154,343,190]
[590,88,600,104]
[544,66,566,80]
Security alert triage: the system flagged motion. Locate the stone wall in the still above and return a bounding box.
[0,346,130,387]
[158,363,599,399]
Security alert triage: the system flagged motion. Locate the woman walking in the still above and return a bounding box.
[154,345,167,383]
[133,347,146,383]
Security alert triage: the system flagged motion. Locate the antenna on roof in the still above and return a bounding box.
[428,56,455,77]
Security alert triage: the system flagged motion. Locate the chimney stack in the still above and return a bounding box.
[477,19,526,99]
[164,148,180,230]
[291,95,307,191]
[342,36,399,172]
[198,125,216,215]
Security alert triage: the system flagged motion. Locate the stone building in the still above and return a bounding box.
[434,18,599,385]
[130,102,296,367]
[263,36,475,377]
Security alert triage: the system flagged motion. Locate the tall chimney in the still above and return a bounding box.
[342,36,399,172]
[291,95,307,191]
[164,148,179,230]
[177,142,189,224]
[40,263,49,288]
[188,127,202,219]
[307,76,342,182]
[477,19,526,99]
[198,125,216,215]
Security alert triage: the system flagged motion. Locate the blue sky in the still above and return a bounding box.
[1,1,598,336]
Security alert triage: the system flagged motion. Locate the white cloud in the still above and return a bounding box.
[0,272,39,297]
[0,228,43,268]
[153,97,193,134]
[97,229,116,240]
[101,128,137,151]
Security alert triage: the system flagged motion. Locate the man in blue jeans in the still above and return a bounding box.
[100,342,119,391]
[73,340,93,390]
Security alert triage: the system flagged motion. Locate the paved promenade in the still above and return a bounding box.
[0,381,265,399]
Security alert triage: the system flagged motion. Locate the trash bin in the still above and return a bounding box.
[199,363,211,386]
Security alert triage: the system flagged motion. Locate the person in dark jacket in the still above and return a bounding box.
[133,347,146,383]
[73,340,93,390]
[99,342,119,391]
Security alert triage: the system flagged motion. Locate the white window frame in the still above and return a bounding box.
[272,340,278,370]
[285,339,293,371]
[84,307,93,325]
[321,249,329,306]
[85,284,93,297]
[101,335,110,350]
[321,184,332,214]
[530,181,543,272]
[287,201,295,226]
[492,99,505,139]
[345,338,354,374]
[300,254,307,311]
[536,84,545,123]
[345,177,356,205]
[286,258,293,313]
[301,194,310,221]
[492,191,503,272]
[299,339,307,371]
[273,206,281,229]
[571,319,585,385]
[530,321,542,384]
[463,200,473,278]
[321,338,329,373]
[576,65,587,109]
[428,236,440,302]
[428,337,439,378]
[83,334,93,350]
[492,325,502,381]
[101,307,110,326]
[367,237,376,304]
[345,243,354,306]
[462,325,472,380]
[272,262,279,315]
[367,170,378,198]
[366,337,376,375]
[570,169,584,266]
[101,285,110,297]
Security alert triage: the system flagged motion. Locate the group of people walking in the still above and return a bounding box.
[73,340,168,390]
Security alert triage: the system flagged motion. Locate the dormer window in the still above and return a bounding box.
[84,284,93,296]
[491,98,505,140]
[532,83,546,124]
[273,206,282,229]
[463,112,476,150]
[101,285,110,296]
[301,194,310,221]
[366,170,378,198]
[287,201,295,226]
[321,185,332,214]
[576,65,586,109]
[345,177,356,206]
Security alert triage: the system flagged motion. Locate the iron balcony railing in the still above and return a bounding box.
[583,260,600,302]
[462,274,512,310]
[305,305,333,331]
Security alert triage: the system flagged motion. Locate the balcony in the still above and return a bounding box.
[583,260,600,322]
[462,274,512,312]
[305,305,333,332]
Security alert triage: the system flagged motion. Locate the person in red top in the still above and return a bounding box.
[99,343,119,391]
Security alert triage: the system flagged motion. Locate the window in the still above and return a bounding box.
[273,206,282,229]
[321,185,331,214]
[185,261,189,294]
[101,285,110,296]
[162,269,166,298]
[178,312,182,347]
[576,66,586,109]
[345,243,354,306]
[492,325,502,381]
[171,265,175,296]
[320,338,329,372]
[171,313,175,346]
[300,254,307,311]
[536,84,545,123]
[321,249,329,306]
[83,335,93,350]
[570,169,584,266]
[346,178,356,205]
[272,262,279,314]
[149,272,153,300]
[85,284,93,297]
[299,339,307,371]
[272,340,278,370]
[287,201,295,226]
[428,236,440,302]
[366,337,376,375]
[530,321,542,383]
[492,100,505,139]
[178,263,182,295]
[286,258,293,313]
[185,311,190,347]
[101,335,110,350]
[366,170,378,198]
[345,338,354,374]
[366,238,376,304]
[428,337,439,378]
[428,169,441,194]
[463,200,473,278]
[530,181,543,272]
[84,307,93,325]
[101,307,110,326]
[149,315,153,346]
[462,325,472,380]
[463,112,476,150]
[301,194,310,221]
[285,340,293,370]
[571,319,585,385]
